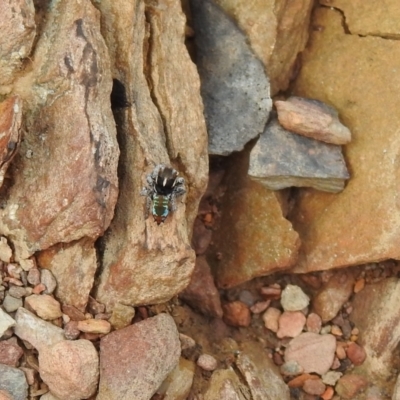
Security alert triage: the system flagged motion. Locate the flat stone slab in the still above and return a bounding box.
[190,0,272,155]
[248,119,349,192]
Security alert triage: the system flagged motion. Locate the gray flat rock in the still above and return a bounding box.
[249,119,349,192]
[190,0,272,155]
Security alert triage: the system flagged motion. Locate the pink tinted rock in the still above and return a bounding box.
[250,300,271,314]
[306,313,322,333]
[346,342,366,366]
[303,378,326,396]
[335,374,368,399]
[277,311,306,338]
[262,307,281,332]
[284,332,336,375]
[61,305,86,321]
[222,301,251,327]
[180,256,223,318]
[197,354,218,371]
[0,390,13,400]
[32,284,46,294]
[98,314,180,400]
[312,271,355,323]
[27,268,41,286]
[64,321,80,340]
[24,294,62,320]
[39,339,98,400]
[0,339,24,366]
[261,284,282,300]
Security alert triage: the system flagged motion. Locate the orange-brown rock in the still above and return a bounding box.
[222,301,251,327]
[37,239,97,313]
[214,0,313,94]
[2,0,119,261]
[291,7,400,272]
[95,0,208,309]
[0,0,35,87]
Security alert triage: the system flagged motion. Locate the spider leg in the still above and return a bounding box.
[169,195,177,212]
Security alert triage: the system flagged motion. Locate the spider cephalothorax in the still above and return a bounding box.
[140,164,186,224]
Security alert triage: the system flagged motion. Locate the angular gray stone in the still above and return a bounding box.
[3,294,23,313]
[0,364,28,400]
[249,119,350,192]
[190,0,272,155]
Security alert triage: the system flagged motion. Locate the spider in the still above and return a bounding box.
[140,164,186,224]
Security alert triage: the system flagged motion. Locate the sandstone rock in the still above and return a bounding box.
[25,294,62,320]
[179,333,196,351]
[349,278,400,377]
[98,313,180,400]
[39,339,99,400]
[76,319,111,334]
[250,301,271,314]
[213,0,313,94]
[4,0,119,261]
[248,119,349,193]
[222,301,251,327]
[335,374,368,399]
[197,354,218,371]
[8,286,31,299]
[236,341,290,400]
[0,338,24,367]
[0,237,12,263]
[208,152,299,289]
[291,7,400,272]
[319,0,400,37]
[275,96,351,145]
[61,305,86,321]
[190,0,272,155]
[191,217,212,255]
[0,0,35,86]
[157,358,195,400]
[281,284,310,311]
[303,378,326,396]
[14,307,64,353]
[108,303,135,330]
[287,373,319,388]
[346,342,366,366]
[312,271,355,323]
[179,256,223,318]
[63,321,80,341]
[95,0,207,310]
[393,374,400,400]
[2,294,22,313]
[306,313,322,334]
[39,269,57,295]
[285,332,336,375]
[262,307,281,333]
[27,268,40,286]
[0,308,15,338]
[37,239,97,312]
[277,311,306,338]
[39,393,62,400]
[0,364,28,400]
[0,96,22,188]
[204,368,247,400]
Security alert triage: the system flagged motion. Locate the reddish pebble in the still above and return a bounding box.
[0,339,24,366]
[260,284,281,300]
[273,351,283,366]
[336,342,347,360]
[277,311,306,338]
[330,325,343,336]
[32,283,46,294]
[288,373,319,388]
[303,378,326,396]
[353,278,365,293]
[335,374,368,399]
[346,342,366,366]
[262,307,281,332]
[250,300,271,314]
[306,313,322,333]
[321,386,335,400]
[222,301,251,327]
[197,354,218,371]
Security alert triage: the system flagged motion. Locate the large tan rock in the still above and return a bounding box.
[320,0,400,37]
[95,0,208,309]
[291,7,400,272]
[214,0,313,94]
[2,0,119,260]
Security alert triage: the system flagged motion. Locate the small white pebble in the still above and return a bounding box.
[197,354,218,371]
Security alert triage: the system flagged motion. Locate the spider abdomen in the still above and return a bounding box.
[152,194,171,225]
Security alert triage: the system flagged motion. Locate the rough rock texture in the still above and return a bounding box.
[0,0,35,87]
[109,303,135,330]
[98,313,180,400]
[213,0,313,94]
[291,6,400,272]
[277,311,306,338]
[204,368,247,400]
[275,96,351,145]
[37,239,97,312]
[24,294,62,320]
[349,278,400,378]
[95,0,208,310]
[319,0,400,37]
[236,342,290,400]
[248,119,349,192]
[284,332,336,375]
[0,338,24,367]
[39,339,99,400]
[0,308,15,338]
[0,96,22,187]
[179,256,223,318]
[1,0,119,261]
[223,301,251,327]
[13,307,64,353]
[0,364,28,400]
[312,270,355,322]
[335,374,368,400]
[280,284,310,311]
[190,0,272,155]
